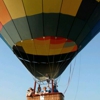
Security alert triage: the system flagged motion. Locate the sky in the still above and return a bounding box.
[0,33,100,100]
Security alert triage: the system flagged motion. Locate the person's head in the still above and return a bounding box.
[29,87,34,91]
[29,87,32,89]
[43,87,47,91]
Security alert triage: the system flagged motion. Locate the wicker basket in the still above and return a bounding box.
[27,93,64,100]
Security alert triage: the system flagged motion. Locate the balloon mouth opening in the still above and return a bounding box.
[15,36,78,56]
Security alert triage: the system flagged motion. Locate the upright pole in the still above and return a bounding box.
[34,81,36,93]
[52,79,54,93]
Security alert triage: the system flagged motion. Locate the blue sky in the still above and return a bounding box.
[0,33,100,100]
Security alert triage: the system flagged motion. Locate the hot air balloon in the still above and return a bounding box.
[0,0,100,100]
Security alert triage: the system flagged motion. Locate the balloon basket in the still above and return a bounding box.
[27,92,64,100]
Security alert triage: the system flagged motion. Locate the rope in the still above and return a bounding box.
[73,53,81,100]
[22,0,37,79]
[63,63,72,94]
[52,0,64,79]
[52,0,65,79]
[63,56,77,94]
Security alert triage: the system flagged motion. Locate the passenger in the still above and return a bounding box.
[37,84,41,93]
[26,90,31,97]
[42,87,49,93]
[47,84,58,92]
[53,85,58,92]
[26,87,34,97]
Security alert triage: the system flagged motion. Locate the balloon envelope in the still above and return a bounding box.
[0,0,100,81]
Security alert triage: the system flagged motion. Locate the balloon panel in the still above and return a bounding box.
[0,0,100,80]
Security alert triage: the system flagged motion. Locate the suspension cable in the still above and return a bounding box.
[63,56,77,94]
[73,53,81,100]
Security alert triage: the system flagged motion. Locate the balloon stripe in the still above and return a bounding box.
[43,0,62,13]
[61,0,82,16]
[0,0,11,25]
[16,36,77,55]
[3,0,25,19]
[22,0,42,16]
